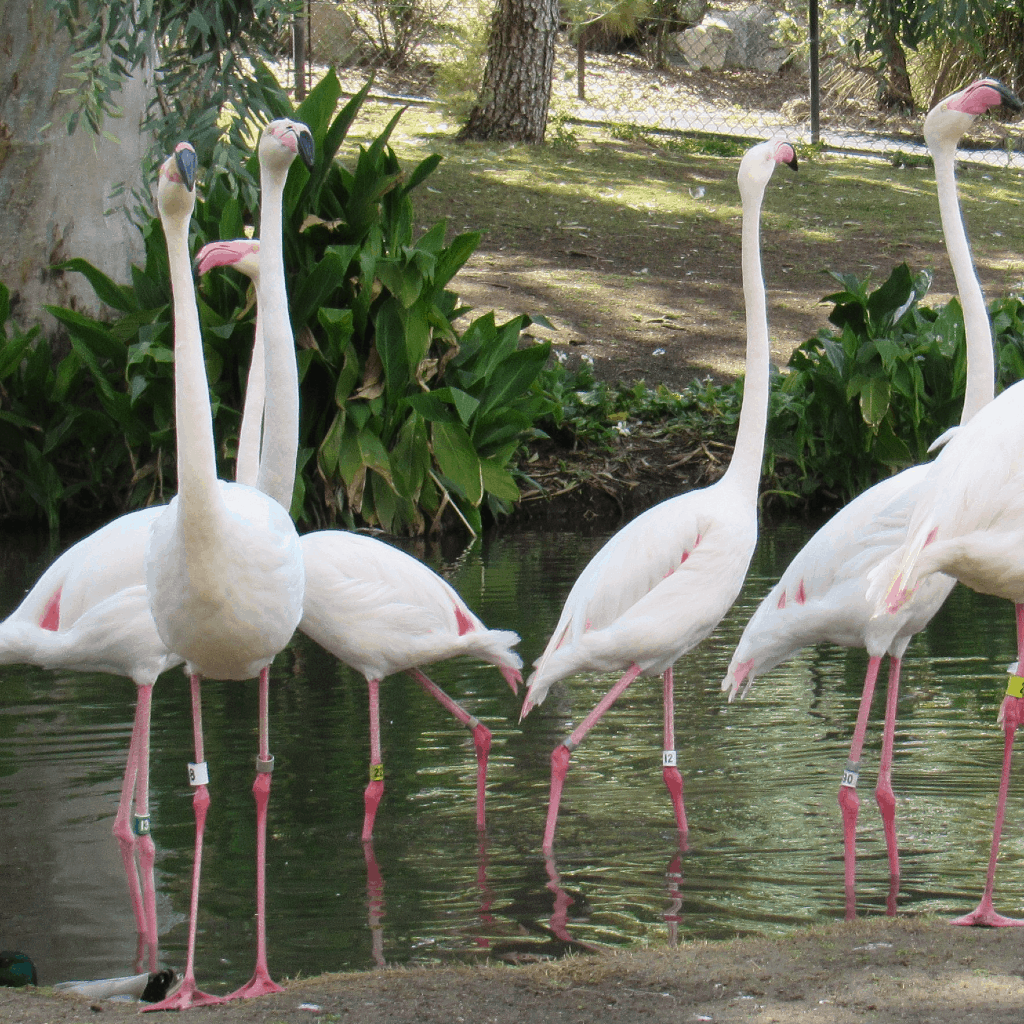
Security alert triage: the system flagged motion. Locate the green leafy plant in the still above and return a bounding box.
[43,71,550,537]
[766,262,1024,507]
[0,281,130,534]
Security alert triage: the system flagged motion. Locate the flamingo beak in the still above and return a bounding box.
[297,129,316,171]
[174,144,198,192]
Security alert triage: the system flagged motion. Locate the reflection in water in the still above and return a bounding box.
[0,522,1023,989]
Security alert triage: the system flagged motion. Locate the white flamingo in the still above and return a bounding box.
[719,78,1019,916]
[141,128,308,1011]
[520,138,797,852]
[0,123,311,986]
[867,375,1024,926]
[198,239,524,839]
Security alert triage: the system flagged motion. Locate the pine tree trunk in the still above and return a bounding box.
[458,0,560,143]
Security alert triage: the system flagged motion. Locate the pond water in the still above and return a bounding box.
[1,518,1022,992]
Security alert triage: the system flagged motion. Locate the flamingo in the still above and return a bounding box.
[141,130,307,1010]
[198,239,524,840]
[719,78,1020,916]
[196,238,266,488]
[0,141,203,971]
[0,512,179,971]
[520,138,797,852]
[867,371,1024,926]
[298,530,522,839]
[0,122,311,983]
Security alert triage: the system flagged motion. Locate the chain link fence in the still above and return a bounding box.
[296,0,1024,167]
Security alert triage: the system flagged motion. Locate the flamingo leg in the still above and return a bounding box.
[875,656,902,915]
[544,853,574,942]
[226,666,284,999]
[144,675,221,1011]
[476,834,495,949]
[362,840,386,968]
[838,654,882,921]
[661,666,688,848]
[111,685,147,960]
[543,663,643,851]
[362,677,385,841]
[952,603,1024,927]
[664,852,684,947]
[132,684,159,972]
[407,668,491,830]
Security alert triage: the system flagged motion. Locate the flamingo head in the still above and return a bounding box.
[927,78,1022,151]
[195,238,261,282]
[260,118,316,175]
[737,138,797,197]
[156,141,197,219]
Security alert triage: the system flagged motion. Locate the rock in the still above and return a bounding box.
[720,3,790,72]
[673,18,733,70]
[310,2,361,67]
[669,4,791,72]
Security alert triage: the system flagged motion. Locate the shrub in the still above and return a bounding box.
[769,263,1024,506]
[37,71,551,538]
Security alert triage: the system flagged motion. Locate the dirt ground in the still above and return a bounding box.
[4,916,1024,1023]
[448,158,1019,393]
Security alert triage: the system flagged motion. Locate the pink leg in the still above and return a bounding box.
[475,833,495,949]
[544,853,574,942]
[363,841,386,968]
[875,657,902,910]
[144,675,221,1011]
[953,604,1024,927]
[952,723,1024,926]
[838,655,882,921]
[112,686,147,947]
[132,685,160,972]
[226,666,284,999]
[408,668,491,830]
[362,677,385,841]
[661,667,688,849]
[542,663,643,851]
[664,852,683,947]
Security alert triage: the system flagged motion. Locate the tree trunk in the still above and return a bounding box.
[0,3,154,329]
[458,0,559,144]
[877,24,914,111]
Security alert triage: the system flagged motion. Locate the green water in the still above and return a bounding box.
[0,520,1021,990]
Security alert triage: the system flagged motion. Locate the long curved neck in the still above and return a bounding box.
[931,140,995,424]
[722,183,770,502]
[235,313,266,488]
[164,212,220,515]
[254,163,299,511]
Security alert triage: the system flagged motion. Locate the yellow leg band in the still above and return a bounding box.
[1007,675,1024,699]
[370,763,384,782]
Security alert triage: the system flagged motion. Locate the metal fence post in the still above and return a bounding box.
[293,13,307,101]
[809,0,820,145]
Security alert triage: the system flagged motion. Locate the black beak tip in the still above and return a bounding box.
[297,130,316,171]
[175,145,198,192]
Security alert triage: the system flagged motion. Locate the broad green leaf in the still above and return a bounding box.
[375,298,410,399]
[858,376,890,429]
[432,420,483,505]
[55,258,139,312]
[480,457,520,503]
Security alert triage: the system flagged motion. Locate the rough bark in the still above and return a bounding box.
[458,0,559,144]
[877,25,914,111]
[0,2,153,329]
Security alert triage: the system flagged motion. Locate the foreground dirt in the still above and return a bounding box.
[5,917,1024,1023]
